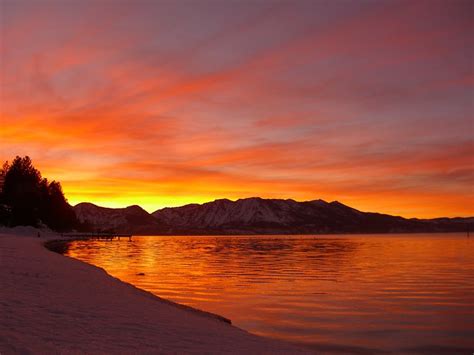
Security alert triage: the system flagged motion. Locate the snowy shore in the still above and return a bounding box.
[0,229,308,353]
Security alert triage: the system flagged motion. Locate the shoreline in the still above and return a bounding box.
[44,238,233,325]
[0,229,309,354]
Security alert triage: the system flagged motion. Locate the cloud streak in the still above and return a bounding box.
[1,0,472,217]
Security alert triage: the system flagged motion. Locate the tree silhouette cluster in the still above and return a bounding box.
[0,156,78,232]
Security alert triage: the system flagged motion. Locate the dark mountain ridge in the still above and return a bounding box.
[152,197,472,234]
[74,202,163,234]
[73,197,473,235]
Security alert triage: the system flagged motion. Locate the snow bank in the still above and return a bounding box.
[0,233,308,353]
[0,225,58,238]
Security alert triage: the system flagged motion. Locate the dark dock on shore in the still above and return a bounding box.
[60,233,133,241]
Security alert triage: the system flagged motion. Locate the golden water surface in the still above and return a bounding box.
[66,234,474,353]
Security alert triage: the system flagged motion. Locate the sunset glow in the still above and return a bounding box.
[1,0,473,217]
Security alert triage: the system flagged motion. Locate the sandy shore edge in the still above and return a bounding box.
[0,228,310,354]
[44,238,233,325]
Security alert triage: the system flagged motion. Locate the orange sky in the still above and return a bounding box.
[1,0,473,217]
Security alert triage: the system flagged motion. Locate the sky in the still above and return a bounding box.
[1,0,473,217]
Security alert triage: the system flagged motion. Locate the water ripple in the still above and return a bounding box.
[66,233,474,353]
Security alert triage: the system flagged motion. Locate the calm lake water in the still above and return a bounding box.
[65,234,474,353]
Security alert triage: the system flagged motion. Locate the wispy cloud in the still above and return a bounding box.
[1,0,472,217]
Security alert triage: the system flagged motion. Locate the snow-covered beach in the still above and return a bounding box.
[0,229,307,354]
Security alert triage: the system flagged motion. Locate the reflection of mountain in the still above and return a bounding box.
[74,198,473,235]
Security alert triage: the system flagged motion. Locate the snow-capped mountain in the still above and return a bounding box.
[74,198,472,235]
[152,197,471,234]
[74,203,163,234]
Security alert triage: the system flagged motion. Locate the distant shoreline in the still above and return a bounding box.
[60,230,470,237]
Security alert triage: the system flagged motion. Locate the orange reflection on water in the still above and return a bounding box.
[66,234,474,353]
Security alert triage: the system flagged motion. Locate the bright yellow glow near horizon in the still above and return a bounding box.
[59,178,474,218]
[1,0,473,219]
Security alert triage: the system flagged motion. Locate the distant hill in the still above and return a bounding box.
[73,198,473,235]
[74,203,164,234]
[73,198,472,235]
[151,197,473,234]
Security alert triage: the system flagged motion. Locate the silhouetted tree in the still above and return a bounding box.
[0,161,9,194]
[39,180,77,231]
[0,161,11,224]
[2,156,42,226]
[0,156,78,231]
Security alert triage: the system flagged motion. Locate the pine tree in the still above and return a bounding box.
[0,156,78,231]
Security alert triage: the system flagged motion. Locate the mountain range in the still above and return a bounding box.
[73,198,473,235]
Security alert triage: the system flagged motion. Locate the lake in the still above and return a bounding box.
[65,234,474,353]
